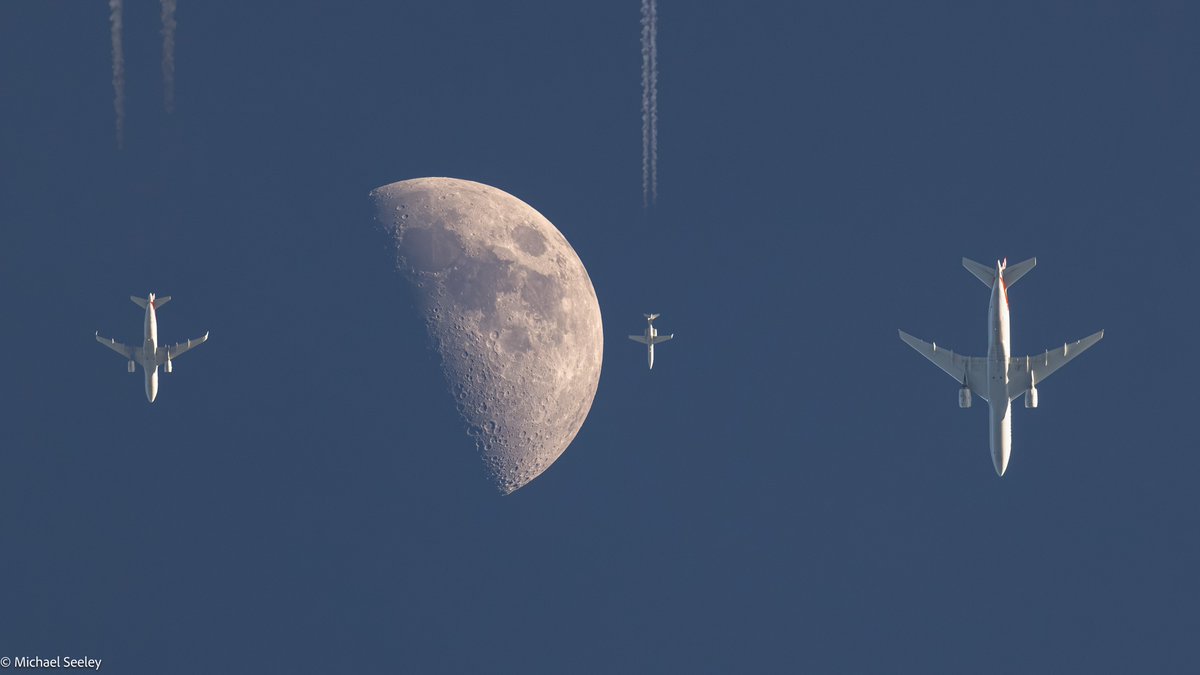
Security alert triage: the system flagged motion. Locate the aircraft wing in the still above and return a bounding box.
[96,332,135,360]
[1007,330,1104,399]
[650,334,673,344]
[899,330,989,401]
[628,335,649,344]
[159,331,209,363]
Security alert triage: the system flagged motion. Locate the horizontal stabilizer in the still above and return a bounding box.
[1002,257,1036,287]
[962,258,996,287]
[131,295,171,309]
[644,313,660,321]
[962,257,1037,288]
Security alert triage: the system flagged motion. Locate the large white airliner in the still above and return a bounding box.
[629,313,673,369]
[899,258,1103,476]
[96,293,209,402]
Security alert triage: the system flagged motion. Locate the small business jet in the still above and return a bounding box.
[628,313,673,370]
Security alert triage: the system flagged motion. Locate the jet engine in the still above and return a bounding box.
[958,385,971,408]
[1025,386,1038,408]
[165,357,173,374]
[127,360,136,373]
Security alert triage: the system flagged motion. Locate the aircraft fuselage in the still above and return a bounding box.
[643,323,658,369]
[986,263,1012,475]
[142,299,160,402]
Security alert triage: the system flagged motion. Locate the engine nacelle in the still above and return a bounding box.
[958,385,972,408]
[165,358,173,374]
[127,360,136,373]
[1025,386,1038,408]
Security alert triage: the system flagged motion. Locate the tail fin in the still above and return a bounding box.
[962,258,997,287]
[131,294,171,309]
[644,313,660,322]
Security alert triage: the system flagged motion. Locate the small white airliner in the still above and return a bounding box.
[96,293,209,402]
[629,313,674,369]
[900,258,1103,476]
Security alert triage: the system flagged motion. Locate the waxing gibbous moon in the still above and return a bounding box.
[371,178,603,495]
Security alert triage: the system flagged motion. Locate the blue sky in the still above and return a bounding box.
[1,2,1197,672]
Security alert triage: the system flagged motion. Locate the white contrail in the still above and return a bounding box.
[641,0,652,207]
[109,0,125,149]
[161,0,177,113]
[649,0,658,204]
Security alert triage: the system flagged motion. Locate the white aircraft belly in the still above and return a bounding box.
[145,304,157,345]
[145,366,159,402]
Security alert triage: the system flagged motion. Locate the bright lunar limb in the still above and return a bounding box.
[371,178,603,494]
